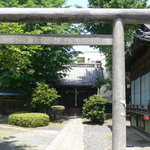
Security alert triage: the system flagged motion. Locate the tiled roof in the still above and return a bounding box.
[59,63,103,86]
[134,24,150,41]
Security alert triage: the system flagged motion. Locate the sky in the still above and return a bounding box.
[66,0,150,7]
[65,0,150,52]
[65,0,97,52]
[66,0,88,8]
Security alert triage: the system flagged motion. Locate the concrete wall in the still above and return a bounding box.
[77,52,108,76]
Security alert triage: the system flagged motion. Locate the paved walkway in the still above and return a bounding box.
[46,117,84,150]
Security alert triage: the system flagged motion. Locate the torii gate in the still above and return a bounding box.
[0,8,150,150]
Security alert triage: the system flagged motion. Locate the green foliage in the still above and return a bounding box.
[86,0,149,90]
[0,0,82,96]
[87,0,149,52]
[0,23,35,72]
[87,0,149,54]
[93,77,107,89]
[88,0,148,9]
[31,83,60,113]
[8,112,49,128]
[82,94,106,123]
[105,102,112,113]
[51,105,65,113]
[94,77,112,92]
[51,105,65,120]
[0,0,66,8]
[76,57,85,63]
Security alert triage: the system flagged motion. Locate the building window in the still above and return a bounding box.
[141,73,150,106]
[131,80,135,104]
[134,77,141,104]
[131,72,150,107]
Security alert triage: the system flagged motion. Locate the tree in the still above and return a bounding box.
[0,22,43,96]
[93,77,107,89]
[87,0,148,42]
[93,77,110,95]
[31,83,60,113]
[0,0,81,96]
[0,0,66,8]
[86,0,149,88]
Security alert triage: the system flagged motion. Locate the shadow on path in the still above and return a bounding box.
[126,126,150,148]
[0,136,37,150]
[107,125,150,148]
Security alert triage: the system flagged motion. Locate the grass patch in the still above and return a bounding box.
[105,113,112,120]
[107,135,112,141]
[48,119,68,127]
[48,122,63,127]
[106,118,112,120]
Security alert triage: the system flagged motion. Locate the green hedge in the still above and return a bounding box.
[8,112,49,128]
[82,94,106,123]
[51,105,65,113]
[51,105,65,120]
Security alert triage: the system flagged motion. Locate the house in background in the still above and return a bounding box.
[0,89,26,114]
[0,51,110,115]
[56,51,112,115]
[56,63,103,115]
[126,24,150,133]
[76,51,112,101]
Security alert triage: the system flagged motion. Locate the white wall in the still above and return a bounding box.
[78,52,104,63]
[77,51,110,78]
[77,51,112,100]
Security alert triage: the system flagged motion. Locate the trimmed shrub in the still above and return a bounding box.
[8,112,49,128]
[31,83,60,113]
[82,94,106,123]
[51,105,65,113]
[51,105,65,120]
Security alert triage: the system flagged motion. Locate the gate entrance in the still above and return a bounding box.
[0,8,150,150]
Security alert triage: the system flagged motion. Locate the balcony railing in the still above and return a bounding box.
[126,104,150,115]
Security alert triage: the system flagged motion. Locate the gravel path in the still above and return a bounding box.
[83,119,150,150]
[83,120,112,150]
[1,130,59,150]
[1,117,150,150]
[0,119,66,150]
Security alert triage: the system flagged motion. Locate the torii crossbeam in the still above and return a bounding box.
[0,8,150,150]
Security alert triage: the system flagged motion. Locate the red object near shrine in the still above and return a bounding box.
[69,108,80,116]
[144,115,150,120]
